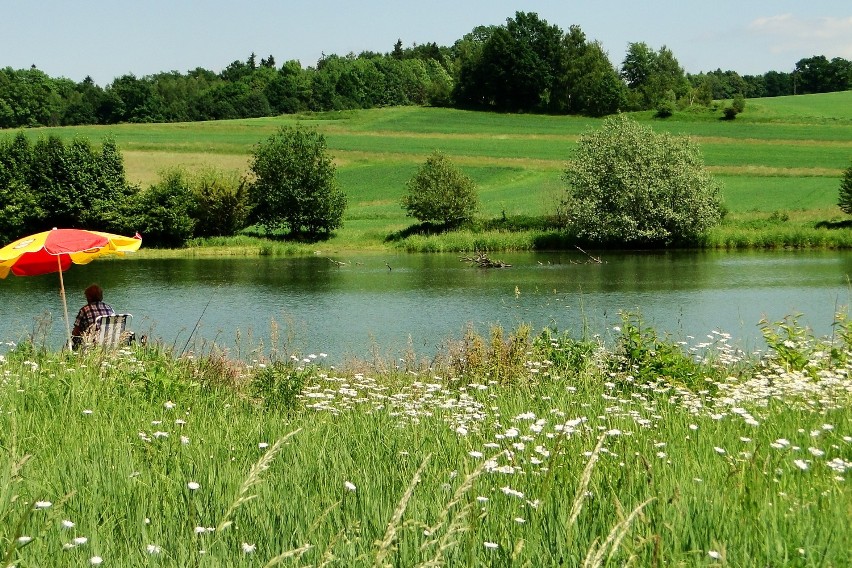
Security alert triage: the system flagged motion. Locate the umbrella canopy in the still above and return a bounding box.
[0,228,142,344]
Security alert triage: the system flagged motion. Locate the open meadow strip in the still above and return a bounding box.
[1,315,850,566]
[5,94,852,252]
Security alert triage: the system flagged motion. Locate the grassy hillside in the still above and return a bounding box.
[5,92,852,250]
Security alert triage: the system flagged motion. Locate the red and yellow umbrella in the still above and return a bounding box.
[0,228,142,344]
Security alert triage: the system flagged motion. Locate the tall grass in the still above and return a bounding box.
[1,312,850,566]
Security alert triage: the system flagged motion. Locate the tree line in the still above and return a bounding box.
[0,125,348,247]
[2,12,850,128]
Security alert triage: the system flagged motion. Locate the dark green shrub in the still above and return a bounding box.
[126,168,196,247]
[402,151,478,227]
[251,361,315,412]
[838,160,852,215]
[610,312,708,391]
[190,167,250,237]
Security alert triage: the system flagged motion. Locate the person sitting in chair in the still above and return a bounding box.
[71,284,115,348]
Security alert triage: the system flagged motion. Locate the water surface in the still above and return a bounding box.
[1,250,849,362]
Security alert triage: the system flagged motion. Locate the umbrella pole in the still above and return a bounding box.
[57,256,72,347]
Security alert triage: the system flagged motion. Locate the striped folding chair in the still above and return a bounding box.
[93,314,135,348]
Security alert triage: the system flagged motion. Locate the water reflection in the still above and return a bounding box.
[1,250,849,362]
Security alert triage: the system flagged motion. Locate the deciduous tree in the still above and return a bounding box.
[249,126,346,237]
[402,151,477,227]
[838,160,852,216]
[560,115,722,244]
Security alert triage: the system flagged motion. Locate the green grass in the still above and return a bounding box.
[2,315,850,566]
[5,91,852,252]
[720,175,839,212]
[745,91,852,121]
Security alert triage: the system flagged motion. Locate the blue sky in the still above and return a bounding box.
[4,0,851,85]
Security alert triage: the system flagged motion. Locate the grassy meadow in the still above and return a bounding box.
[3,97,852,566]
[10,91,852,254]
[2,315,851,566]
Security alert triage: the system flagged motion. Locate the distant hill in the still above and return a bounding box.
[738,91,852,122]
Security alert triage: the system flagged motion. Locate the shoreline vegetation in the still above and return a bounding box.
[6,91,852,256]
[2,313,850,565]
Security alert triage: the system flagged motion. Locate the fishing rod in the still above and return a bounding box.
[181,285,219,356]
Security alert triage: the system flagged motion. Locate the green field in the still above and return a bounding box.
[7,92,852,251]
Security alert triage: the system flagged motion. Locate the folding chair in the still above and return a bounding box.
[93,314,135,348]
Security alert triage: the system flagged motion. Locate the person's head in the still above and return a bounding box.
[84,284,104,303]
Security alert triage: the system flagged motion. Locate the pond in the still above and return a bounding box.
[1,250,850,363]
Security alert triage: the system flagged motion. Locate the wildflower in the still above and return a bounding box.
[656,452,667,459]
[187,481,200,490]
[164,401,176,409]
[708,550,721,559]
[714,447,726,455]
[689,424,698,430]
[90,557,103,565]
[770,438,790,449]
[258,442,269,449]
[62,520,75,529]
[146,544,161,554]
[194,526,207,534]
[484,542,499,550]
[242,542,256,554]
[827,458,851,473]
[82,409,93,415]
[514,517,526,523]
[74,537,89,545]
[476,496,489,503]
[180,436,190,445]
[468,450,483,459]
[344,481,356,492]
[808,447,825,457]
[793,459,809,471]
[500,486,524,499]
[34,500,52,509]
[17,536,33,544]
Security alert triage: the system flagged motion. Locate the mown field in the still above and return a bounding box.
[11,91,852,253]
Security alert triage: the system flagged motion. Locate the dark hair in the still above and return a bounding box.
[84,284,104,303]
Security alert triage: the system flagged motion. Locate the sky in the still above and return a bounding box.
[3,0,851,85]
